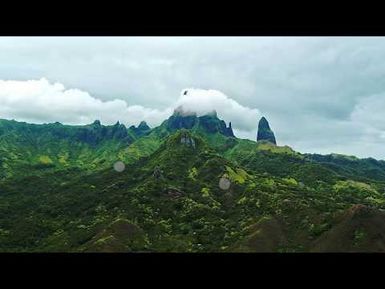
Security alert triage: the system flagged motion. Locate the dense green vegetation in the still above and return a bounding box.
[1,113,385,252]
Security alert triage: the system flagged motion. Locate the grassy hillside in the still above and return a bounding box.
[1,116,385,252]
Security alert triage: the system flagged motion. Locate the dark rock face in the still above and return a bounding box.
[138,121,150,131]
[225,122,235,137]
[257,117,276,145]
[165,107,235,137]
[167,113,197,130]
[110,122,129,139]
[76,120,130,145]
[198,114,223,133]
[129,121,151,137]
[93,120,101,126]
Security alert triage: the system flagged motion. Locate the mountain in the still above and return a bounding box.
[0,118,144,179]
[311,204,385,252]
[129,121,151,138]
[257,116,276,145]
[1,111,385,252]
[163,106,235,137]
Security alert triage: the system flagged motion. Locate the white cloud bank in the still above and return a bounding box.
[0,78,260,135]
[2,77,385,159]
[175,88,260,131]
[0,78,173,127]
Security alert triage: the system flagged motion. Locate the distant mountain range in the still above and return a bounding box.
[1,109,385,252]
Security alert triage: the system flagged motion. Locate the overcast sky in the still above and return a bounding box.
[1,37,385,159]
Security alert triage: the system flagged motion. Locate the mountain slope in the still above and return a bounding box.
[1,113,385,252]
[0,130,253,252]
[311,204,385,252]
[0,119,151,179]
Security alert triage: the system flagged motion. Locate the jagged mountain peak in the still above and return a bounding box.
[92,120,101,126]
[128,120,151,138]
[138,121,150,130]
[163,109,234,138]
[4,112,385,253]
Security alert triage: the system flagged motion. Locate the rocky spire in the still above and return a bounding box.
[257,116,276,145]
[225,121,235,137]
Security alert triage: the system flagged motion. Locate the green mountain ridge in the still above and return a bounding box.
[1,113,385,252]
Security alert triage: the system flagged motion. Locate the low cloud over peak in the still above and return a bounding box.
[175,88,261,130]
[0,78,261,137]
[2,37,385,159]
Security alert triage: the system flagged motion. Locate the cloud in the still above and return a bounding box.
[2,37,385,159]
[350,93,385,131]
[0,78,172,127]
[0,79,260,135]
[175,89,260,131]
[2,77,385,159]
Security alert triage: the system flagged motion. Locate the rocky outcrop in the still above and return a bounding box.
[138,121,150,131]
[164,107,235,138]
[225,122,235,137]
[180,132,196,148]
[166,110,197,130]
[257,117,276,145]
[129,121,151,137]
[108,121,129,139]
[76,120,130,145]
